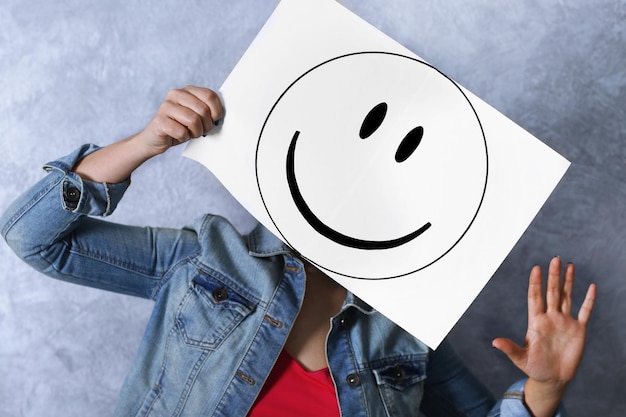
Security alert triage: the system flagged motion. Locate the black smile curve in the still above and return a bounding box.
[286,130,432,250]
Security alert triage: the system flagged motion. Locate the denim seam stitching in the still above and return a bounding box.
[345,322,371,417]
[172,350,210,417]
[190,259,264,308]
[38,245,163,296]
[1,174,63,238]
[152,255,199,300]
[65,246,163,278]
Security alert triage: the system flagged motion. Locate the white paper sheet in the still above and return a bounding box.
[184,0,570,348]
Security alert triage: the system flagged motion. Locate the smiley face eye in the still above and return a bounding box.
[395,126,423,163]
[359,102,388,139]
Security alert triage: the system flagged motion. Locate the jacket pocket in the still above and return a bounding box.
[175,271,254,350]
[372,355,427,416]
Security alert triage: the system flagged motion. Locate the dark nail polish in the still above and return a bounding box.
[214,119,221,126]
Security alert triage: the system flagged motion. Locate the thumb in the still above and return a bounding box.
[492,338,527,368]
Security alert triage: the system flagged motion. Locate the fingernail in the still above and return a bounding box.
[214,119,221,126]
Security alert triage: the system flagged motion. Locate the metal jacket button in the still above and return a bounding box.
[393,365,406,382]
[339,311,354,329]
[213,287,228,302]
[346,373,361,387]
[64,187,81,202]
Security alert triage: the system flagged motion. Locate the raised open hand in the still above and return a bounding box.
[492,257,596,417]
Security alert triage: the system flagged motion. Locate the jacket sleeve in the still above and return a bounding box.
[487,379,567,417]
[0,144,200,300]
[421,341,567,417]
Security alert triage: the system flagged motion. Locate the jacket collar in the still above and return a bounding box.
[246,222,293,257]
[343,291,375,315]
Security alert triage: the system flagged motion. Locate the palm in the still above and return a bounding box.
[520,307,587,384]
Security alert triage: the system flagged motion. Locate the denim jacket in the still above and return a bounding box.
[1,145,565,417]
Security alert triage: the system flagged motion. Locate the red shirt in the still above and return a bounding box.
[247,349,340,417]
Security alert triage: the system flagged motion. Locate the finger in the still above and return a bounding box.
[546,256,562,313]
[577,283,597,325]
[165,89,212,137]
[151,108,191,143]
[492,338,527,369]
[183,86,224,129]
[561,262,575,315]
[158,100,204,139]
[528,265,544,320]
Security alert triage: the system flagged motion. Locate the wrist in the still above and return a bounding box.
[523,378,567,417]
[130,131,170,159]
[73,134,160,183]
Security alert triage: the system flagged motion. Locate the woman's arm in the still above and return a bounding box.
[1,86,224,299]
[73,86,222,182]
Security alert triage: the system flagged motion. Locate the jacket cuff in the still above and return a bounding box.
[497,379,567,417]
[42,144,130,217]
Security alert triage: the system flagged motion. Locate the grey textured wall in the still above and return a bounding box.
[0,0,624,416]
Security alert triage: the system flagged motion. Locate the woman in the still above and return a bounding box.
[0,86,596,417]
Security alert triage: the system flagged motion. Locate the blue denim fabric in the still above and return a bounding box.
[1,145,566,417]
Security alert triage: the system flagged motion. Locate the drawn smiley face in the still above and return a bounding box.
[256,52,488,279]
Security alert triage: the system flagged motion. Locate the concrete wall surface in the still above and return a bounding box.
[0,1,624,416]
